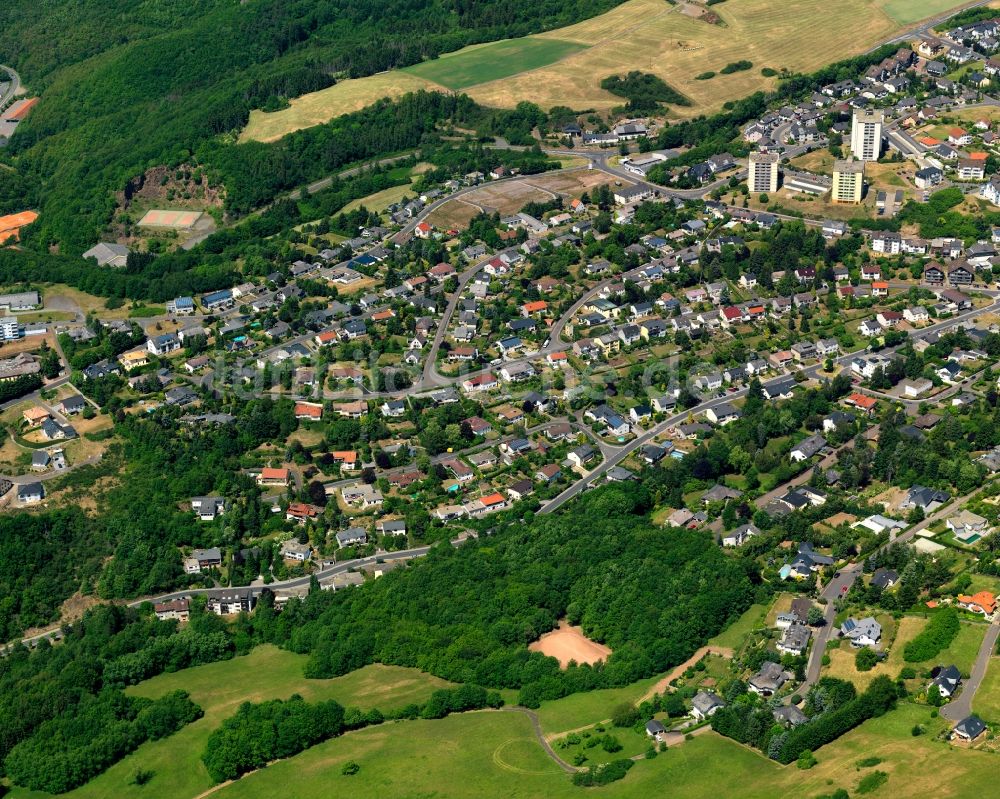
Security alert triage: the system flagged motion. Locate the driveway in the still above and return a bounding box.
[940,620,1000,722]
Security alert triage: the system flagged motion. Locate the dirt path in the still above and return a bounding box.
[636,646,734,704]
[501,707,579,773]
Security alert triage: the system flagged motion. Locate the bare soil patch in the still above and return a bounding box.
[529,620,612,667]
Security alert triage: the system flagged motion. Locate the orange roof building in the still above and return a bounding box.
[258,466,290,484]
[22,406,50,425]
[331,451,358,466]
[286,502,320,520]
[523,300,548,314]
[4,97,37,123]
[481,492,507,508]
[294,402,323,420]
[0,210,38,243]
[957,591,997,616]
[846,392,877,412]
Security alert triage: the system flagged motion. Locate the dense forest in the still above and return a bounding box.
[245,484,765,705]
[0,603,233,792]
[0,0,627,251]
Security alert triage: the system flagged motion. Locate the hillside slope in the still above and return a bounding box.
[0,0,628,251]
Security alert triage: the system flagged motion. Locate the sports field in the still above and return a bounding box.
[403,37,588,89]
[137,209,202,228]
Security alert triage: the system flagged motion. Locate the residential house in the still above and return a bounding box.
[691,692,726,720]
[956,591,997,616]
[748,661,789,696]
[840,616,882,648]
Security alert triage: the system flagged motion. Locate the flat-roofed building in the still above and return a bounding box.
[832,158,864,204]
[748,151,779,194]
[851,110,883,161]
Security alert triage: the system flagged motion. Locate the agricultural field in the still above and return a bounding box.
[3,646,452,799]
[241,0,960,144]
[241,72,445,143]
[425,199,482,230]
[459,181,557,215]
[879,0,981,25]
[402,37,588,89]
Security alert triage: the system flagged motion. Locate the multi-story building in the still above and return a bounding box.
[0,315,19,340]
[832,159,864,204]
[747,151,779,194]
[850,111,883,161]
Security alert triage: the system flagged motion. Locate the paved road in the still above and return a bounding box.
[804,486,987,687]
[876,0,993,47]
[0,65,20,109]
[940,620,1000,722]
[4,539,472,652]
[543,294,1000,516]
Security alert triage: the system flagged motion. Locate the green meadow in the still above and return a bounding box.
[402,37,588,89]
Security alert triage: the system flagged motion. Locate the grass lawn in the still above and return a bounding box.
[403,37,588,90]
[341,181,416,214]
[127,304,166,318]
[823,615,988,690]
[878,0,971,25]
[710,601,769,650]
[973,656,1000,722]
[40,283,128,319]
[534,674,663,736]
[50,699,997,799]
[5,646,452,799]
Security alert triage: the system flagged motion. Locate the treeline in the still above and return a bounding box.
[0,373,43,404]
[5,690,202,793]
[711,675,897,763]
[771,677,896,763]
[572,759,634,786]
[204,92,470,214]
[0,603,234,793]
[202,696,347,782]
[202,684,503,782]
[903,607,960,663]
[600,71,690,112]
